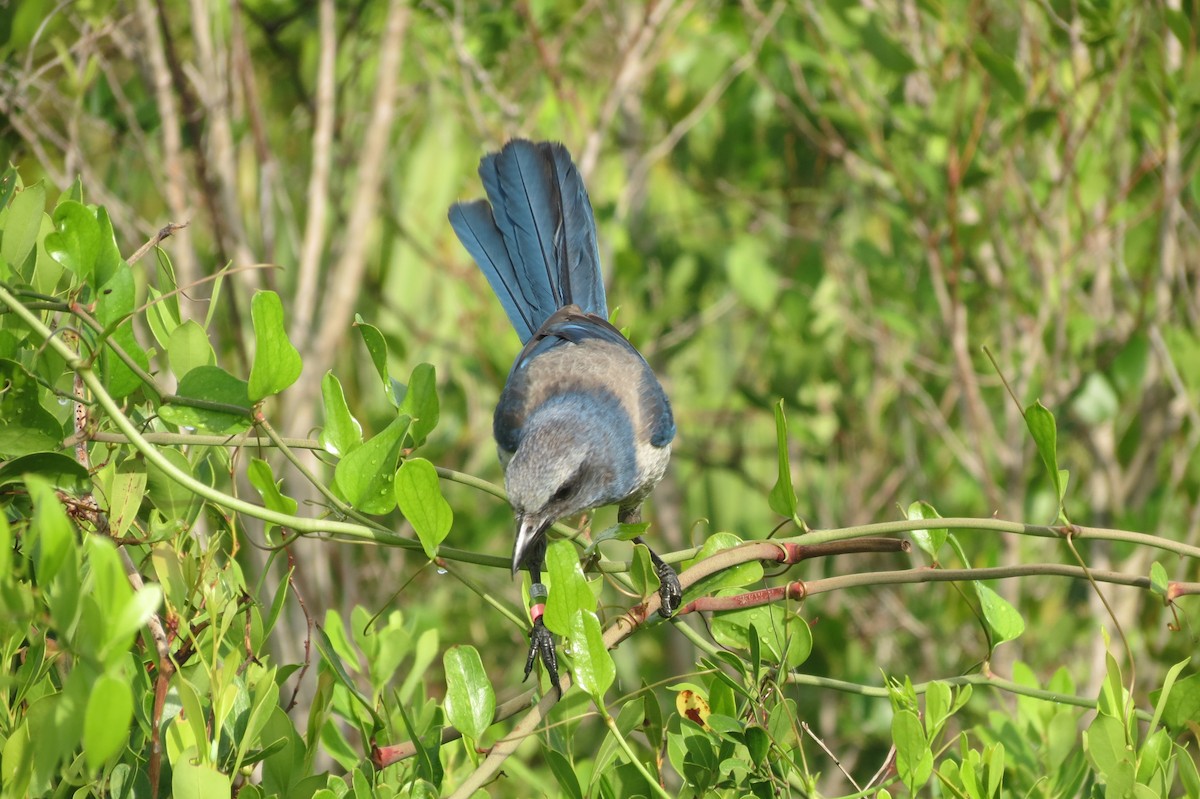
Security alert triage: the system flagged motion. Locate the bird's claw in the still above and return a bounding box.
[656,560,683,618]
[523,617,560,693]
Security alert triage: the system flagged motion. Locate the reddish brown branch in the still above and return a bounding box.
[373,536,908,772]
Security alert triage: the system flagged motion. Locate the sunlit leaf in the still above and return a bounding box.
[974,583,1025,646]
[568,609,613,701]
[248,291,302,401]
[907,500,947,560]
[319,371,362,457]
[395,457,453,559]
[333,413,410,514]
[768,399,798,519]
[442,645,494,743]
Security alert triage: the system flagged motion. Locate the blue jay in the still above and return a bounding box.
[449,139,681,688]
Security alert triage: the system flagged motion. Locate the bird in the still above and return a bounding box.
[448,139,681,690]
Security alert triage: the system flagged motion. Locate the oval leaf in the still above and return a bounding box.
[333,414,410,514]
[248,291,302,401]
[394,457,452,559]
[84,673,134,770]
[543,540,594,635]
[319,371,362,457]
[568,610,614,702]
[974,582,1025,646]
[160,365,253,434]
[442,645,495,743]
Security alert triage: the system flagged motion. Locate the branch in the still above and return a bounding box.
[290,0,337,342]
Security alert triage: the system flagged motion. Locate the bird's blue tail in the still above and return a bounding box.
[449,140,608,342]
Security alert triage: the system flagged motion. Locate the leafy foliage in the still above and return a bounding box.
[1,1,1199,797]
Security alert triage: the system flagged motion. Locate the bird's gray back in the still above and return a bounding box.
[495,329,673,501]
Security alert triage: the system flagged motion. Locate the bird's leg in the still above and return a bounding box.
[522,551,560,693]
[621,505,682,618]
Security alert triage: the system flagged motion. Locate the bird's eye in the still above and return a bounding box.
[550,481,574,504]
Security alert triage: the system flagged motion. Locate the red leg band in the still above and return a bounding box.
[529,603,546,623]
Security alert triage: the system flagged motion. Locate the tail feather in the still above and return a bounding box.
[545,143,606,319]
[449,139,608,343]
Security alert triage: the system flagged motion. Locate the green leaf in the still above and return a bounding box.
[248,291,302,401]
[568,610,614,701]
[84,672,134,770]
[767,399,798,519]
[724,237,779,314]
[1084,714,1134,793]
[1110,333,1149,395]
[1024,401,1068,521]
[442,645,495,743]
[313,625,384,730]
[711,603,812,669]
[1098,648,1125,718]
[923,681,952,740]
[159,365,253,434]
[744,725,769,765]
[860,19,916,73]
[1151,671,1199,733]
[1179,744,1200,797]
[44,200,100,282]
[1165,8,1191,44]
[892,709,932,790]
[1071,372,1118,424]
[1148,561,1168,597]
[106,584,162,666]
[92,207,124,288]
[25,473,73,584]
[247,458,298,544]
[102,466,146,540]
[398,363,439,448]
[320,371,362,457]
[545,748,583,799]
[171,753,232,799]
[247,458,298,515]
[630,543,659,602]
[395,699,443,788]
[355,315,396,405]
[2,182,45,272]
[543,540,594,634]
[333,413,410,514]
[682,532,762,604]
[974,583,1025,646]
[1,721,32,797]
[144,446,201,521]
[0,514,11,583]
[394,457,453,559]
[907,500,947,560]
[167,320,216,380]
[0,360,64,458]
[94,264,150,399]
[971,39,1025,102]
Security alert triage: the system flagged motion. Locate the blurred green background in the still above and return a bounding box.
[4,0,1198,791]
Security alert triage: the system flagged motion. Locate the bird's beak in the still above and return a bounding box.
[512,513,550,576]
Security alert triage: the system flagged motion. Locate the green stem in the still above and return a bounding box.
[600,709,672,799]
[439,561,527,630]
[783,671,1152,722]
[255,416,376,528]
[0,283,509,569]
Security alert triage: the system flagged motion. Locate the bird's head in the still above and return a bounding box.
[505,406,632,574]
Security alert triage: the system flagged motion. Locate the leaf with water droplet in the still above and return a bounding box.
[394,457,452,559]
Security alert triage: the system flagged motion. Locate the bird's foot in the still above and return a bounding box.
[523,617,560,693]
[655,558,683,619]
[523,582,559,693]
